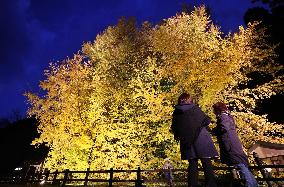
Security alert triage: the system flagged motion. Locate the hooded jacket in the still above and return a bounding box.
[171,103,218,160]
[213,112,249,166]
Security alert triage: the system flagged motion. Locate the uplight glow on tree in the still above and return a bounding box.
[26,6,283,174]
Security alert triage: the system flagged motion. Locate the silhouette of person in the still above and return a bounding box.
[171,93,218,187]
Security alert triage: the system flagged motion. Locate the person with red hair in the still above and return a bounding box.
[212,102,258,187]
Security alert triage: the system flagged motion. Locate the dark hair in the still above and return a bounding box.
[178,93,192,104]
[213,102,229,115]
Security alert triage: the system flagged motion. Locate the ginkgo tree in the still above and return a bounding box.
[26,6,283,174]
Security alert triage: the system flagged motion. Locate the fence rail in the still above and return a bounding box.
[0,164,284,186]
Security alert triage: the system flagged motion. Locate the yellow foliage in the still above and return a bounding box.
[26,6,283,176]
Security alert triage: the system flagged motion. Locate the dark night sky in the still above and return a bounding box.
[0,0,258,120]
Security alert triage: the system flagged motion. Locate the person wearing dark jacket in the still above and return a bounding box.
[212,102,258,187]
[171,93,218,187]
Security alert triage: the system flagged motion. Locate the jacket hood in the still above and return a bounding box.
[175,103,195,112]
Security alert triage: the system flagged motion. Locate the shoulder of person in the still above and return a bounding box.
[218,112,236,130]
[189,103,202,112]
[219,112,233,120]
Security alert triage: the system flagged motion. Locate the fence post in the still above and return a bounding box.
[253,152,272,187]
[230,168,241,186]
[45,170,50,183]
[135,167,143,187]
[20,170,27,184]
[169,168,173,187]
[52,169,59,185]
[62,169,69,186]
[37,171,42,183]
[84,168,90,187]
[30,172,36,184]
[109,168,114,187]
[231,168,240,180]
[39,170,49,185]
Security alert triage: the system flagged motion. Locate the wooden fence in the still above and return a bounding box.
[1,164,283,186]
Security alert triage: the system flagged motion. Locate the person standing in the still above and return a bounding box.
[171,93,218,187]
[212,102,258,187]
[162,158,174,186]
